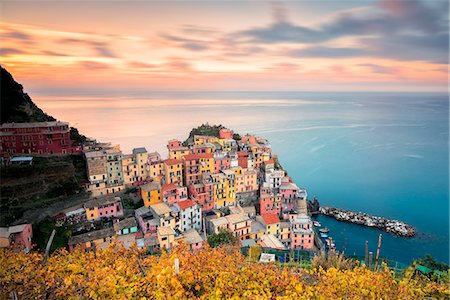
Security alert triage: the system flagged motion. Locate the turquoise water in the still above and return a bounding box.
[38,91,449,264]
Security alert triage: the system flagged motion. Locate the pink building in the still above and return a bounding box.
[214,155,231,173]
[167,139,183,150]
[219,128,233,139]
[161,183,188,205]
[259,193,281,216]
[188,183,215,211]
[279,180,300,211]
[237,151,249,168]
[84,196,124,221]
[290,214,315,250]
[0,224,33,253]
[135,206,158,236]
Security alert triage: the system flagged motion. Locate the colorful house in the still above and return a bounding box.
[114,217,138,235]
[68,228,115,252]
[167,139,190,160]
[84,196,123,221]
[0,224,33,253]
[135,206,158,235]
[183,153,214,185]
[150,202,177,229]
[182,229,204,250]
[213,153,231,173]
[188,181,215,212]
[173,199,202,232]
[140,181,161,207]
[290,214,314,250]
[219,128,234,139]
[258,234,286,250]
[163,159,184,185]
[149,161,164,183]
[257,213,281,236]
[0,121,80,156]
[157,226,175,249]
[259,193,282,216]
[161,183,188,205]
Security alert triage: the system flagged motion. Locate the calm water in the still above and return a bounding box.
[35,91,449,264]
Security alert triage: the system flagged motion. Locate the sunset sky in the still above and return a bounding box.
[1,0,448,94]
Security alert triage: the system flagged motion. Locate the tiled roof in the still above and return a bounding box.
[161,183,177,192]
[150,202,172,216]
[157,226,175,236]
[140,181,161,192]
[183,153,213,160]
[164,158,182,165]
[68,228,115,245]
[177,199,196,210]
[183,229,203,244]
[84,196,121,209]
[113,217,137,231]
[132,147,147,155]
[261,213,280,225]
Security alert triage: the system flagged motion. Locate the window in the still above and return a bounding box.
[162,237,167,241]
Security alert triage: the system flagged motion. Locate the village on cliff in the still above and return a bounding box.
[0,121,317,255]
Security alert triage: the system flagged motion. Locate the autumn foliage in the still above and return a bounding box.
[1,244,449,299]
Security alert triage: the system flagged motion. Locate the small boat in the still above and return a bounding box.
[313,221,321,227]
[319,227,330,233]
[320,233,328,238]
[326,237,336,249]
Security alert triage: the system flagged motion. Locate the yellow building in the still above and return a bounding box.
[221,169,236,206]
[150,202,177,229]
[133,148,149,181]
[163,159,184,185]
[217,138,234,152]
[194,135,219,145]
[169,148,190,160]
[140,182,161,207]
[157,226,175,249]
[149,162,164,183]
[211,173,227,208]
[257,214,281,236]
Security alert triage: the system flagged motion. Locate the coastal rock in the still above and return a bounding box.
[319,206,416,237]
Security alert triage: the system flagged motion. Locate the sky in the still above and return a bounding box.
[0,0,448,94]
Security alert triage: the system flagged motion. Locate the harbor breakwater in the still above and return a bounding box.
[319,206,416,237]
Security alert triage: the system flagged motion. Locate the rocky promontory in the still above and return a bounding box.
[319,206,416,237]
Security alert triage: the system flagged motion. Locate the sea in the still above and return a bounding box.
[35,91,449,264]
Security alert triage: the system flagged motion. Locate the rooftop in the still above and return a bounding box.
[164,158,182,165]
[260,234,285,250]
[183,229,203,245]
[0,121,69,129]
[113,217,137,232]
[177,199,196,210]
[140,181,161,192]
[261,213,281,225]
[158,226,175,236]
[150,202,172,216]
[183,153,214,160]
[226,213,250,225]
[85,151,105,158]
[68,227,115,245]
[84,196,121,209]
[132,147,147,155]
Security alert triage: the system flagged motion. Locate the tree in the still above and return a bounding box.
[207,228,237,248]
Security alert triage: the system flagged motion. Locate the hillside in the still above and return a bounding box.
[0,66,55,124]
[182,123,241,146]
[0,66,87,144]
[0,67,89,226]
[1,244,448,299]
